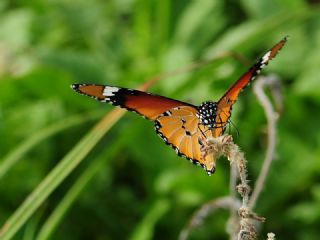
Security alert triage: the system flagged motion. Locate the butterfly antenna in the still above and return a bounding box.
[228,119,240,138]
[198,125,205,137]
[227,121,232,135]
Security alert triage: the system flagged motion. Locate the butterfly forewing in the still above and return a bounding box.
[213,37,288,136]
[218,37,287,105]
[72,84,194,120]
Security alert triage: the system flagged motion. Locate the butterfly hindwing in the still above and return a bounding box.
[155,106,216,174]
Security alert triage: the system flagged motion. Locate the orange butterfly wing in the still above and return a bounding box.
[155,106,216,174]
[72,84,215,173]
[212,37,288,137]
[71,84,194,120]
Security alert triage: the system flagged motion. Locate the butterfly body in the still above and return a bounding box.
[197,101,219,129]
[71,37,287,175]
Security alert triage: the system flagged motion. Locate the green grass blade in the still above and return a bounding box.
[0,110,104,180]
[129,199,170,240]
[204,6,319,57]
[36,138,124,240]
[0,108,126,240]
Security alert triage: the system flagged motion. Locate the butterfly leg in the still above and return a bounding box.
[197,124,212,158]
[199,135,214,160]
[199,134,233,159]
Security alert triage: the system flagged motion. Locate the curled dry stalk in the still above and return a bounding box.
[179,75,282,240]
[249,75,282,209]
[179,135,264,240]
[202,135,265,240]
[178,196,240,240]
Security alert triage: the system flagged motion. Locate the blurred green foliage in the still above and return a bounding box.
[1,0,320,239]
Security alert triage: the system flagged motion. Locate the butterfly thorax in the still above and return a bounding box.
[198,101,218,129]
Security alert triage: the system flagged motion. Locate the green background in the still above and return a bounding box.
[1,0,320,239]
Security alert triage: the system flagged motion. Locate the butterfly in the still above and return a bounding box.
[71,37,287,175]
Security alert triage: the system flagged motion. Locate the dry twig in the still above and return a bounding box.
[179,196,240,240]
[202,135,265,240]
[227,163,239,240]
[249,75,281,209]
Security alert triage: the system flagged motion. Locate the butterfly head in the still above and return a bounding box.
[198,101,218,129]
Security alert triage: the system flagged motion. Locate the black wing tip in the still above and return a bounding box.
[283,35,289,41]
[71,83,81,91]
[279,35,289,46]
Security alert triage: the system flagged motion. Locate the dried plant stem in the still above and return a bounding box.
[249,75,280,209]
[179,196,240,240]
[227,164,239,240]
[201,136,264,240]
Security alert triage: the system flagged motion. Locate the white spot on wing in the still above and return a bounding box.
[103,86,119,96]
[100,98,110,102]
[262,51,271,64]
